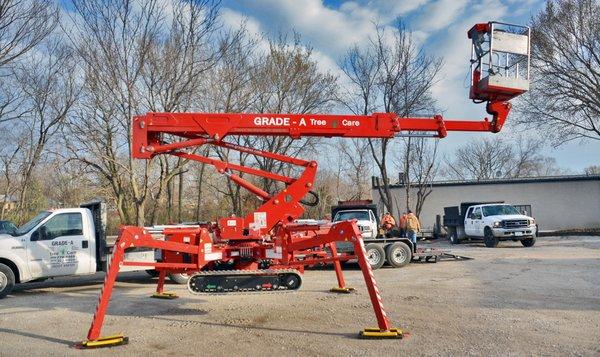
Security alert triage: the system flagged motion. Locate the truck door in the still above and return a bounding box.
[369,210,378,239]
[27,212,93,277]
[471,207,484,237]
[464,207,475,236]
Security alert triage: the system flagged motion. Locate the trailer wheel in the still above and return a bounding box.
[521,237,536,247]
[0,263,15,299]
[448,229,460,245]
[385,242,412,268]
[365,244,385,270]
[483,227,499,248]
[169,273,190,284]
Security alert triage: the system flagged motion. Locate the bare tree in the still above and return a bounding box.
[0,134,20,219]
[12,39,78,221]
[338,138,372,199]
[199,26,259,216]
[518,0,600,144]
[584,165,600,175]
[340,22,442,217]
[0,0,59,68]
[444,136,559,180]
[0,0,59,133]
[64,0,221,225]
[397,138,438,216]
[248,35,337,196]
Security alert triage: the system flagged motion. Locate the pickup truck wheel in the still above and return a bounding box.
[0,263,15,299]
[521,237,536,247]
[483,227,499,248]
[365,244,385,270]
[169,273,190,284]
[385,242,412,268]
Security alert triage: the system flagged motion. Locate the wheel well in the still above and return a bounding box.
[484,226,492,234]
[0,258,20,283]
[392,238,414,252]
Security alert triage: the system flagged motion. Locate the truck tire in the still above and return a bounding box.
[521,237,536,247]
[169,273,190,284]
[385,242,412,268]
[448,228,460,245]
[365,244,385,270]
[483,227,499,248]
[145,269,159,277]
[0,263,15,299]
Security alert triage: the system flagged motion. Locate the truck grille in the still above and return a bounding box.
[503,220,528,228]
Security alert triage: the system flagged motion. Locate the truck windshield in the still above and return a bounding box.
[482,205,520,216]
[334,211,370,221]
[13,211,52,236]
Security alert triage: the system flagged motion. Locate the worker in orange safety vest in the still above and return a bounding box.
[381,212,396,231]
[399,212,408,238]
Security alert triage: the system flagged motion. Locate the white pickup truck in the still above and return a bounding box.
[0,201,157,298]
[444,202,537,248]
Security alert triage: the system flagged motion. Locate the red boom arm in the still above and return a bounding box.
[132,110,508,159]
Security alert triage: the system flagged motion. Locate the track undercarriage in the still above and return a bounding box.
[187,269,303,293]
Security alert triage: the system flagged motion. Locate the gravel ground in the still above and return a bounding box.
[1,235,599,356]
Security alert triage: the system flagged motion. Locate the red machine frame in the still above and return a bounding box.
[77,21,528,348]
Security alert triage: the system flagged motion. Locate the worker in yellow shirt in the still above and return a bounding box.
[405,210,421,244]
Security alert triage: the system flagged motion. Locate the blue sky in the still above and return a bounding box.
[220,0,600,172]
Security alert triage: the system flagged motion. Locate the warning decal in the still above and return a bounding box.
[253,212,267,229]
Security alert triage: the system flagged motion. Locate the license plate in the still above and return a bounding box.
[514,232,523,237]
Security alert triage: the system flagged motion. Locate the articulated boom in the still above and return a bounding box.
[77,21,530,349]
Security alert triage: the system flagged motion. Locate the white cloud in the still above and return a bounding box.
[224,0,392,60]
[363,0,431,22]
[413,0,469,32]
[220,7,263,36]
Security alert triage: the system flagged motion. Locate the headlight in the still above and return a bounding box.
[493,221,502,228]
[529,219,535,225]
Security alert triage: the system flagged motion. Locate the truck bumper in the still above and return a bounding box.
[492,226,536,239]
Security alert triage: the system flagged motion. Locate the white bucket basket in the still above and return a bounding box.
[469,22,530,101]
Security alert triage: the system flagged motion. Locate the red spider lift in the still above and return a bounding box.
[76,21,530,348]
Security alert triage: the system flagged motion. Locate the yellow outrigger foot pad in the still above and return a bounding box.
[151,292,179,299]
[330,286,356,294]
[359,328,404,339]
[74,334,129,349]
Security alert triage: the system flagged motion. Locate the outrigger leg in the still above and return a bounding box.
[353,235,403,339]
[151,269,178,299]
[328,242,355,294]
[74,237,129,349]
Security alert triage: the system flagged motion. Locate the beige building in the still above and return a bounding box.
[372,175,600,232]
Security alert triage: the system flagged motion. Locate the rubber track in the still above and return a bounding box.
[187,269,302,295]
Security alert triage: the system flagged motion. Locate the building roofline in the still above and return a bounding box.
[373,174,600,189]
